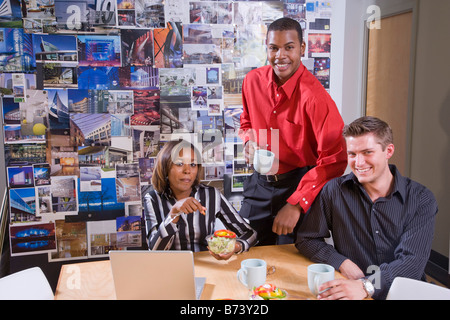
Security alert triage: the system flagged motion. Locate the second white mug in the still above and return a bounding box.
[237,258,267,290]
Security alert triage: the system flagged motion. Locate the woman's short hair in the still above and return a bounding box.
[151,140,202,194]
[267,17,303,44]
[343,116,394,150]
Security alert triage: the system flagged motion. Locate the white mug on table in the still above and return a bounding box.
[237,259,267,289]
[307,263,335,296]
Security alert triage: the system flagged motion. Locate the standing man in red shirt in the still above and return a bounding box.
[239,17,347,245]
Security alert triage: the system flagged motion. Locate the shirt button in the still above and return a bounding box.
[273,110,276,114]
[312,185,316,188]
[276,94,279,97]
[375,230,379,234]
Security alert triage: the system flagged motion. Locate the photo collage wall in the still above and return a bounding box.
[0,0,334,261]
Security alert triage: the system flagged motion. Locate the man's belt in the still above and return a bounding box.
[257,167,306,182]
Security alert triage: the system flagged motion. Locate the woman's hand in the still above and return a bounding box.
[169,197,206,223]
[208,241,242,261]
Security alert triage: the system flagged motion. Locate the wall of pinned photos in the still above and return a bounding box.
[0,0,334,262]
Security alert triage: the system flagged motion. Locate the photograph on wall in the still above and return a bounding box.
[221,63,246,95]
[37,62,78,89]
[120,28,154,67]
[116,0,135,27]
[183,24,222,65]
[78,177,125,221]
[51,175,78,215]
[47,89,71,146]
[130,89,160,126]
[54,0,117,34]
[79,165,102,192]
[261,1,284,24]
[9,222,57,256]
[189,1,219,24]
[231,174,249,193]
[1,97,20,124]
[33,163,51,186]
[7,165,34,188]
[110,113,131,138]
[234,1,262,25]
[48,146,78,176]
[4,143,47,166]
[77,35,121,67]
[106,89,134,114]
[0,73,36,96]
[153,21,182,68]
[49,220,88,262]
[223,106,243,143]
[115,163,141,203]
[9,187,36,222]
[138,157,155,184]
[10,72,26,101]
[116,215,141,247]
[4,124,46,144]
[160,105,197,134]
[87,219,119,257]
[164,0,189,24]
[70,113,112,147]
[203,165,225,181]
[235,24,267,68]
[35,185,52,216]
[0,28,35,73]
[19,89,49,136]
[307,33,331,58]
[0,0,23,28]
[21,0,56,26]
[33,34,78,66]
[135,0,165,28]
[191,86,207,110]
[132,125,160,159]
[77,66,120,90]
[118,66,159,90]
[283,0,306,20]
[48,146,79,176]
[313,57,330,88]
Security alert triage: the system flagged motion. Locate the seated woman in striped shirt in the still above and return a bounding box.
[143,140,257,260]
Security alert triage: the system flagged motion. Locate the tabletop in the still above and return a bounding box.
[55,244,344,300]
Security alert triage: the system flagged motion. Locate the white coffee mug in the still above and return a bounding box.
[237,259,267,289]
[253,149,275,174]
[307,263,335,296]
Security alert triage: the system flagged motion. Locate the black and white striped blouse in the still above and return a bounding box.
[143,184,257,252]
[296,165,438,300]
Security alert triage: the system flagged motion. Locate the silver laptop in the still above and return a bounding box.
[109,250,205,300]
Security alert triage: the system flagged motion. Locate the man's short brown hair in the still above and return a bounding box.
[343,116,393,150]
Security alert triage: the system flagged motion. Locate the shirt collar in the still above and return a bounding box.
[341,164,406,203]
[268,64,305,99]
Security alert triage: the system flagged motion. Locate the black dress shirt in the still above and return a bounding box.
[144,184,257,252]
[296,165,438,299]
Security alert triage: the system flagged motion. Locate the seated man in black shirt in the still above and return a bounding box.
[296,116,438,300]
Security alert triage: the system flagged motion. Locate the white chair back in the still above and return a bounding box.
[0,267,54,300]
[386,276,450,300]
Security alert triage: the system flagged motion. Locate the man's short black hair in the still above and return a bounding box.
[267,17,303,44]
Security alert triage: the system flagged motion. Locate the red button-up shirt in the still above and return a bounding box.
[239,64,347,213]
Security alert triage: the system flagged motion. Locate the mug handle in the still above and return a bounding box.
[314,274,321,295]
[237,268,248,287]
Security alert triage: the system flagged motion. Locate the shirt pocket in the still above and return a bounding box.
[281,120,303,152]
